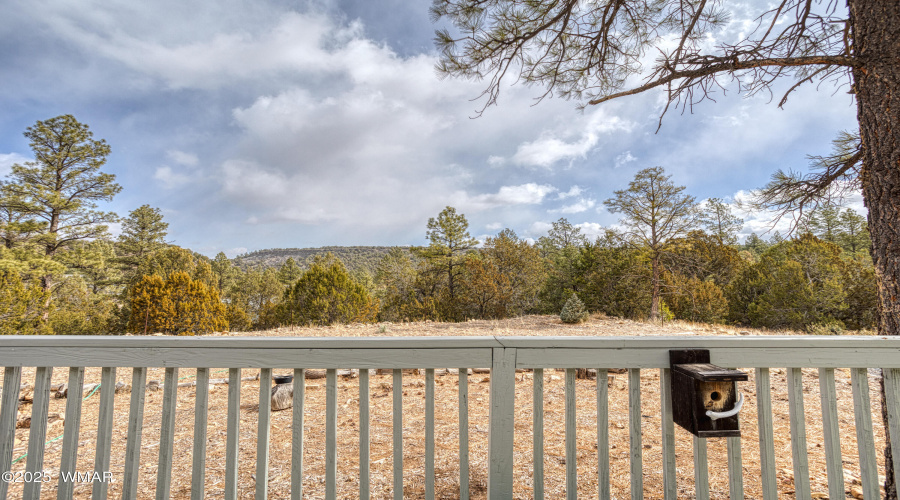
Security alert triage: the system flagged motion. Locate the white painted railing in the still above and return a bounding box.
[0,335,899,499]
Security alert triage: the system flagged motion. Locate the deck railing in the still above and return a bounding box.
[1,335,899,499]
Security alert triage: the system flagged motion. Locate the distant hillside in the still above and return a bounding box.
[234,246,411,275]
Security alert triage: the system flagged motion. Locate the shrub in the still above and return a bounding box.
[658,300,675,323]
[726,234,850,330]
[128,272,227,335]
[666,274,728,323]
[225,303,253,332]
[807,319,846,335]
[48,277,119,335]
[560,293,589,324]
[279,255,378,326]
[0,271,50,335]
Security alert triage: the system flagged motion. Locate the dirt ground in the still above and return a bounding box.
[3,315,887,498]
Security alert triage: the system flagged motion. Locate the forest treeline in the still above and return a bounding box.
[0,116,878,335]
[235,246,401,275]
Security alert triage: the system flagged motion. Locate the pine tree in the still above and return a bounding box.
[3,115,121,258]
[698,198,744,246]
[838,209,870,256]
[117,205,168,278]
[418,206,479,320]
[375,248,422,322]
[277,257,303,286]
[604,167,698,320]
[0,271,50,335]
[280,255,377,326]
[560,293,589,324]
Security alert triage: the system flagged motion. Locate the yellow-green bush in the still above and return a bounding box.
[129,271,226,335]
[279,256,378,326]
[0,271,50,335]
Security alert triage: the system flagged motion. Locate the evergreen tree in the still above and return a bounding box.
[537,220,588,313]
[2,115,121,319]
[478,229,545,316]
[575,233,652,319]
[698,198,743,246]
[128,274,173,334]
[47,275,119,335]
[742,233,769,257]
[3,115,120,258]
[133,246,197,283]
[227,267,283,328]
[0,271,50,335]
[279,255,377,326]
[418,206,478,319]
[604,167,697,320]
[375,248,423,322]
[277,257,303,286]
[727,234,853,330]
[0,189,45,250]
[559,293,589,324]
[210,252,237,292]
[808,205,843,245]
[538,218,587,254]
[166,271,227,335]
[60,240,121,294]
[117,205,168,277]
[838,209,870,256]
[128,271,226,335]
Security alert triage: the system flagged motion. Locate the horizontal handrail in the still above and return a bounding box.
[0,335,898,368]
[0,335,898,499]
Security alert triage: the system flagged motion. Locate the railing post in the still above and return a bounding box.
[488,347,516,499]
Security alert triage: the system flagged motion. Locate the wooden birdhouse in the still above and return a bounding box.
[670,349,748,437]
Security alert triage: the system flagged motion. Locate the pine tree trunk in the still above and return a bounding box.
[40,275,52,322]
[650,254,660,321]
[850,0,900,496]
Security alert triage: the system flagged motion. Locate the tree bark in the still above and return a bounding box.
[650,254,661,321]
[850,0,900,496]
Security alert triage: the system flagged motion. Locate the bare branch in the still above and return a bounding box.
[588,55,857,105]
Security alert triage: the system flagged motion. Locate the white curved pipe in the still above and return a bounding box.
[706,392,744,421]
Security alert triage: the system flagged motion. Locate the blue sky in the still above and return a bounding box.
[0,0,859,257]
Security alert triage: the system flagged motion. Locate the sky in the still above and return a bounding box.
[0,0,860,257]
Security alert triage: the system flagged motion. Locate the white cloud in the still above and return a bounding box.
[457,183,557,211]
[106,221,123,238]
[512,135,595,168]
[167,150,199,166]
[485,222,503,230]
[0,153,28,177]
[527,221,553,239]
[154,165,193,189]
[575,222,605,240]
[552,198,596,214]
[731,189,801,238]
[487,155,505,167]
[557,185,583,199]
[511,112,634,168]
[39,10,345,90]
[615,151,636,168]
[221,160,290,203]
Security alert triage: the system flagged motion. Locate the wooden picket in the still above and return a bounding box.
[0,335,896,499]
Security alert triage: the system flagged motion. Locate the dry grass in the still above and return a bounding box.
[4,315,886,498]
